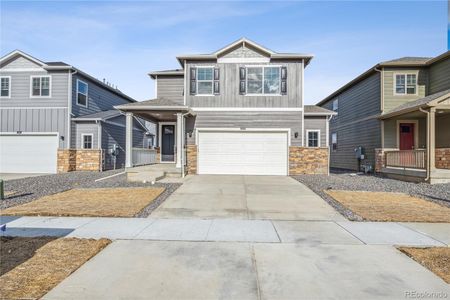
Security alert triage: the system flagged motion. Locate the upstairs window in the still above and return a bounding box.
[331,132,337,151]
[332,99,338,111]
[31,76,51,97]
[307,130,320,147]
[246,66,280,95]
[0,76,11,97]
[395,73,416,95]
[197,67,214,95]
[82,134,93,149]
[77,79,88,107]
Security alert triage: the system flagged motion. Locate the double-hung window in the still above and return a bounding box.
[0,76,11,97]
[332,99,338,112]
[307,130,320,147]
[77,79,88,107]
[395,73,417,95]
[246,66,280,95]
[331,133,337,151]
[82,134,93,149]
[197,67,214,95]
[31,76,51,97]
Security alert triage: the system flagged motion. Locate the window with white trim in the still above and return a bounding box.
[307,130,320,147]
[77,79,88,107]
[395,74,416,95]
[246,66,280,94]
[197,67,214,95]
[31,76,50,97]
[331,132,337,151]
[82,134,93,149]
[332,99,338,112]
[0,76,10,97]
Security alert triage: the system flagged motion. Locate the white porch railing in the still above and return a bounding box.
[385,150,426,169]
[132,148,157,166]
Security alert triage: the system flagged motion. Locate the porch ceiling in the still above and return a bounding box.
[132,110,180,122]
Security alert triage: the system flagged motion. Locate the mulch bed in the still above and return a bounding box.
[0,237,111,299]
[398,247,450,283]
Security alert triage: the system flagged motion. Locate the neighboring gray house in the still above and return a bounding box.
[317,51,450,183]
[117,38,335,176]
[0,50,151,173]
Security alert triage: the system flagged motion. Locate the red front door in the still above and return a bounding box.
[399,123,415,150]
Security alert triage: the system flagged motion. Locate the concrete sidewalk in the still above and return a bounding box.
[2,216,448,246]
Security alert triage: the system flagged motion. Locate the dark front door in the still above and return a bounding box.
[161,125,175,162]
[399,123,415,150]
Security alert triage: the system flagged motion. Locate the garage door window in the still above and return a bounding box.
[31,76,51,97]
[82,134,93,149]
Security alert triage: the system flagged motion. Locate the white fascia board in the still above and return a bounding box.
[192,107,303,112]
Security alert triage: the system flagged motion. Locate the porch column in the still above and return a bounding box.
[125,112,133,168]
[429,107,436,172]
[176,113,183,168]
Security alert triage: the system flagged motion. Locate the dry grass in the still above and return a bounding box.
[325,190,450,222]
[398,247,450,283]
[0,237,110,300]
[1,187,165,217]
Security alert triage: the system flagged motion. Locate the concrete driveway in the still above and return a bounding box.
[152,175,344,221]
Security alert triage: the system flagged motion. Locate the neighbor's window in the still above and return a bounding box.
[331,133,337,151]
[77,80,88,107]
[395,74,416,95]
[247,66,280,94]
[31,76,50,97]
[197,67,214,95]
[0,76,10,97]
[82,134,93,149]
[332,99,338,111]
[307,130,320,147]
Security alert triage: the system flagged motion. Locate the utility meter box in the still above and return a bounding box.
[354,146,365,159]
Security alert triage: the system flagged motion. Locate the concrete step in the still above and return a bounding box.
[127,171,165,183]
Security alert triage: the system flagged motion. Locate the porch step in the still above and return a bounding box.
[127,171,166,183]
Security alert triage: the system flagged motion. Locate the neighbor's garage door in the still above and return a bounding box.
[0,133,59,173]
[198,131,288,175]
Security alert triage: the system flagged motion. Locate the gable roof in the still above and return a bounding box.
[72,109,122,121]
[115,98,188,111]
[149,69,184,79]
[175,37,314,67]
[316,50,450,107]
[304,105,336,115]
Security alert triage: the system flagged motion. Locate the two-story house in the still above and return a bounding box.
[116,38,335,176]
[0,50,151,174]
[317,51,450,183]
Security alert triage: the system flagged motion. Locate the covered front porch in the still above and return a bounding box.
[376,90,450,184]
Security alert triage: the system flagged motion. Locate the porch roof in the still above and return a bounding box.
[115,98,189,111]
[379,89,450,119]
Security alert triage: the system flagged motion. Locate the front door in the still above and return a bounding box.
[161,125,175,162]
[399,123,415,150]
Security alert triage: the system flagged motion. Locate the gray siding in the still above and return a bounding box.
[0,56,43,69]
[383,118,426,149]
[73,122,100,149]
[429,57,450,94]
[436,114,450,148]
[220,44,266,59]
[156,75,184,105]
[72,73,133,117]
[0,108,68,148]
[185,111,303,146]
[383,67,427,112]
[304,116,327,147]
[186,61,303,108]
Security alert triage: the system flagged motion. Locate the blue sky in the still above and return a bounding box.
[1,1,448,104]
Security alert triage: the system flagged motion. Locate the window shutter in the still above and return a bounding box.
[213,68,220,95]
[239,67,246,94]
[190,67,196,95]
[281,66,287,95]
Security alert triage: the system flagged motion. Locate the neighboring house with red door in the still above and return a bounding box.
[317,51,450,183]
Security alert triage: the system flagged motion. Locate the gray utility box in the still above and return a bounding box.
[354,146,365,160]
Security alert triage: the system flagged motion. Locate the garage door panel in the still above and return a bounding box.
[198,131,288,176]
[0,134,58,173]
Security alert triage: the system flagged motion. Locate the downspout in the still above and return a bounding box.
[374,67,384,148]
[68,69,78,149]
[180,112,190,177]
[327,115,334,176]
[97,120,103,172]
[419,107,430,181]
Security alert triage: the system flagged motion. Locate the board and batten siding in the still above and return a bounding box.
[428,57,450,94]
[382,67,427,112]
[185,111,303,146]
[304,116,327,147]
[0,108,68,148]
[186,61,303,108]
[156,75,184,105]
[71,73,134,117]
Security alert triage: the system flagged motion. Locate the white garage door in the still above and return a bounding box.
[0,133,59,173]
[198,131,288,175]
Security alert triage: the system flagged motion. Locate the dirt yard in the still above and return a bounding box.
[1,187,165,217]
[398,247,450,284]
[0,237,110,299]
[325,190,450,222]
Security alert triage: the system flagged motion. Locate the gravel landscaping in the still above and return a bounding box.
[293,173,450,221]
[1,171,181,218]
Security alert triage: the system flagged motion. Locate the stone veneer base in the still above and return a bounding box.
[58,149,102,172]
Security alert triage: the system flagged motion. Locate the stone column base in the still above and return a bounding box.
[289,147,329,175]
[436,148,450,169]
[186,145,197,175]
[58,149,102,172]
